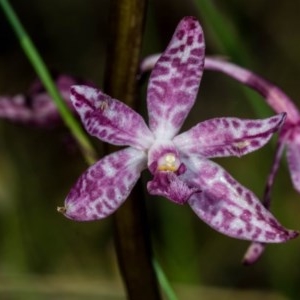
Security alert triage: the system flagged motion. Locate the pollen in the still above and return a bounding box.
[234,140,249,149]
[157,153,180,172]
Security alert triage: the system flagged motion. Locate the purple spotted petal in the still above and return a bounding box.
[205,57,300,123]
[0,95,31,122]
[0,74,81,127]
[147,16,205,139]
[147,171,200,204]
[286,142,300,193]
[70,85,154,150]
[242,242,266,265]
[63,147,147,221]
[183,156,298,242]
[174,114,285,158]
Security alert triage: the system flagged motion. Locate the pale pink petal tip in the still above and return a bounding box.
[242,242,266,265]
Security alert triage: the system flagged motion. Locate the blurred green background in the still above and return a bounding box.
[0,0,300,299]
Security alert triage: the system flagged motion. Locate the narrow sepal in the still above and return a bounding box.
[147,16,205,139]
[174,114,286,158]
[63,147,147,221]
[184,157,298,242]
[205,57,300,123]
[70,85,154,150]
[0,74,77,127]
[242,242,265,265]
[286,142,300,193]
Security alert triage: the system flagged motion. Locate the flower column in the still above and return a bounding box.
[103,0,161,299]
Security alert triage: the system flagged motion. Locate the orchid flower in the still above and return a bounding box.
[60,17,298,245]
[141,53,300,261]
[203,58,300,263]
[0,74,83,127]
[141,55,300,199]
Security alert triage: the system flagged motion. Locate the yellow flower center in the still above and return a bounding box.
[157,153,180,172]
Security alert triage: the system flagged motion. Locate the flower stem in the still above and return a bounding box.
[0,0,97,165]
[103,0,162,299]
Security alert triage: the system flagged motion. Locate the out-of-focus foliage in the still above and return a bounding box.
[1,0,300,299]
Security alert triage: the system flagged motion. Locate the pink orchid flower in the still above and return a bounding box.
[203,58,300,263]
[0,74,84,127]
[61,17,298,245]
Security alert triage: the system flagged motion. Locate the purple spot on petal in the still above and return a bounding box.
[246,121,262,129]
[187,35,194,45]
[241,209,252,222]
[179,45,185,52]
[188,21,197,30]
[106,188,116,199]
[222,119,229,128]
[232,120,240,128]
[176,29,184,40]
[246,223,253,232]
[191,48,204,56]
[171,77,183,87]
[250,140,260,147]
[236,186,243,195]
[103,200,114,211]
[237,228,244,236]
[96,203,103,214]
[223,172,236,185]
[169,47,180,54]
[251,228,262,240]
[265,231,276,240]
[155,66,170,76]
[245,192,253,205]
[198,34,203,43]
[221,209,234,229]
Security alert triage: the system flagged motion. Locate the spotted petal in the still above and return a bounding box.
[0,74,81,127]
[70,85,154,150]
[183,156,298,242]
[174,114,285,158]
[0,95,31,122]
[147,16,205,139]
[286,142,300,193]
[63,147,147,221]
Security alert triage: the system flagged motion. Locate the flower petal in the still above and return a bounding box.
[70,85,154,150]
[183,156,298,242]
[205,57,300,123]
[242,242,266,265]
[63,147,147,221]
[0,95,32,123]
[286,142,300,193]
[0,74,82,127]
[174,114,285,158]
[147,16,205,139]
[147,171,199,204]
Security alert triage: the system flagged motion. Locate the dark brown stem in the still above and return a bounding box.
[103,0,161,299]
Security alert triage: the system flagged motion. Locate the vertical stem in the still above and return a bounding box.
[104,0,161,299]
